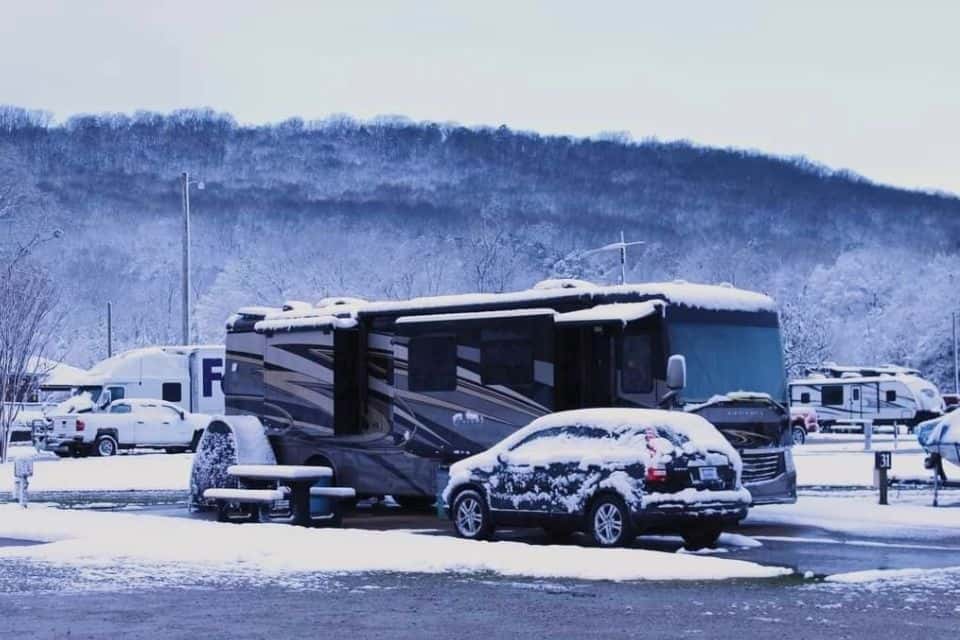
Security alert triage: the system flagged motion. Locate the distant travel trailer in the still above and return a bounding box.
[789,363,943,432]
[221,279,796,506]
[63,345,225,415]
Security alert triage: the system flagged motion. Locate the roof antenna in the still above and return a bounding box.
[584,230,645,285]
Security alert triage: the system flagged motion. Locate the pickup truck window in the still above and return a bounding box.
[109,403,131,414]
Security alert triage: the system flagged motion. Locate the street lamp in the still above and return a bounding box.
[584,230,645,285]
[180,172,204,345]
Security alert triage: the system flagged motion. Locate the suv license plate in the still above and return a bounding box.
[698,467,718,481]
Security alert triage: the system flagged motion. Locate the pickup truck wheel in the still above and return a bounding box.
[94,435,118,457]
[791,426,806,445]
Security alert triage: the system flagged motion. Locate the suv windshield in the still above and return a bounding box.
[668,318,786,403]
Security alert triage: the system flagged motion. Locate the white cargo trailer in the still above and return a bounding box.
[69,345,225,414]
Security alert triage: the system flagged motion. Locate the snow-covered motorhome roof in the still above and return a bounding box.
[357,280,775,317]
[554,301,663,326]
[244,280,776,333]
[395,308,556,325]
[254,314,359,333]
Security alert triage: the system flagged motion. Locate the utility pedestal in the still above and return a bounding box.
[874,450,892,505]
[13,456,34,508]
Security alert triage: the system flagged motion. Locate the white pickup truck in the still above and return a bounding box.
[35,398,210,457]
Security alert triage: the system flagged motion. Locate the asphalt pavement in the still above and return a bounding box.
[0,568,956,640]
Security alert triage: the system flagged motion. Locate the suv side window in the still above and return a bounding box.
[508,427,564,451]
[560,425,611,439]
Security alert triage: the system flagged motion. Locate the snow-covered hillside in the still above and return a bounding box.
[2,106,959,386]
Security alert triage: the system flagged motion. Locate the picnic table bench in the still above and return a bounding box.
[203,464,355,526]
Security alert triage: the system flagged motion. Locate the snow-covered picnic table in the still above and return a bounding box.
[203,464,353,526]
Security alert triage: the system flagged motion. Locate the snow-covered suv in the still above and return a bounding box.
[442,408,751,549]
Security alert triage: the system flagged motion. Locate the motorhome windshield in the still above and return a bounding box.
[667,316,786,403]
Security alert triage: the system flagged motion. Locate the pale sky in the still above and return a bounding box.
[1,1,958,194]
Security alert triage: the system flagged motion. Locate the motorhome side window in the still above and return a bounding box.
[821,385,843,406]
[886,389,897,402]
[800,392,811,404]
[162,382,182,403]
[408,335,457,392]
[107,386,125,400]
[621,333,653,393]
[480,327,533,386]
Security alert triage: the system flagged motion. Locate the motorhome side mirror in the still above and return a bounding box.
[666,354,687,391]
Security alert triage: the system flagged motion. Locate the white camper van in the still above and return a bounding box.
[69,345,225,415]
[789,363,943,432]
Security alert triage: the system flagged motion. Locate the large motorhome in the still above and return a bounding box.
[68,345,225,414]
[789,363,943,432]
[224,280,795,505]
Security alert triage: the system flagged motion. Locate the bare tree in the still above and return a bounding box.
[0,150,62,463]
[780,299,830,378]
[0,248,61,463]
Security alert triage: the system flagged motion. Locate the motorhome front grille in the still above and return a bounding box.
[740,451,783,483]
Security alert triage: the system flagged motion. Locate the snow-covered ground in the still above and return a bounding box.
[0,504,790,583]
[0,446,192,493]
[793,434,932,488]
[747,492,960,541]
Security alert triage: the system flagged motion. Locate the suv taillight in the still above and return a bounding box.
[75,420,85,432]
[645,465,668,482]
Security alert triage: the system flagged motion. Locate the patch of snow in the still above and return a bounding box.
[747,494,960,541]
[395,308,555,325]
[793,439,930,487]
[254,314,358,333]
[0,452,192,493]
[0,505,792,583]
[825,566,960,585]
[555,301,662,326]
[532,278,598,291]
[718,532,763,548]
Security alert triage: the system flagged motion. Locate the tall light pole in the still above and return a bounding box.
[180,172,204,345]
[584,230,645,285]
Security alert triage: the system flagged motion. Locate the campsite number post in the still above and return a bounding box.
[874,451,893,505]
